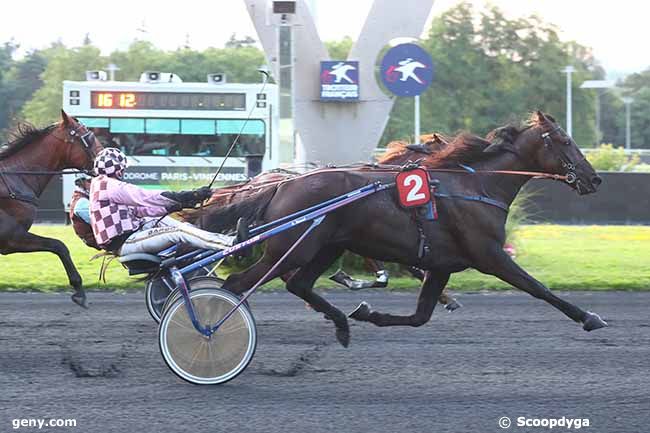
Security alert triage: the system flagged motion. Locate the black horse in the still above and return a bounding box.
[199,111,606,346]
[0,112,103,306]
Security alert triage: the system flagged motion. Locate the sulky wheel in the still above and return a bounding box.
[158,287,257,385]
[145,273,176,323]
[160,276,225,319]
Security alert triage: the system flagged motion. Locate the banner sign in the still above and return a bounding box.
[122,166,247,188]
[320,61,360,101]
[380,43,434,97]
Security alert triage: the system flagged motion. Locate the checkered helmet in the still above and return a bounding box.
[93,148,128,179]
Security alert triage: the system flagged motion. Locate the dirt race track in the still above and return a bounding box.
[0,290,648,433]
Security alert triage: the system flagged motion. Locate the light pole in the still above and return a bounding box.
[621,97,634,149]
[272,1,297,164]
[580,80,615,144]
[563,66,575,137]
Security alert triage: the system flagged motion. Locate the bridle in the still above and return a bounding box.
[540,125,582,185]
[52,122,99,163]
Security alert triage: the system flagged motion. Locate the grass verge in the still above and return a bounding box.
[1,225,648,291]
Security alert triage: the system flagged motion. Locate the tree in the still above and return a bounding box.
[325,36,353,60]
[107,40,169,81]
[0,41,18,139]
[379,2,598,147]
[225,34,256,49]
[18,41,268,127]
[627,86,650,148]
[21,44,103,126]
[2,49,48,130]
[599,68,650,149]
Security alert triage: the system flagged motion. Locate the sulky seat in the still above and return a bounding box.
[118,253,162,275]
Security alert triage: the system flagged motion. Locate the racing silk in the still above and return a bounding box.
[89,175,176,248]
[69,189,100,250]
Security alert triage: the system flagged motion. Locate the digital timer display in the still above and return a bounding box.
[90,91,246,111]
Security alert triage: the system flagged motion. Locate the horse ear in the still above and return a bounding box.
[432,133,448,145]
[61,110,71,127]
[533,110,548,124]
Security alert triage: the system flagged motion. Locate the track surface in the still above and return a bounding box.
[0,291,648,433]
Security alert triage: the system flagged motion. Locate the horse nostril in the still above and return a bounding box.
[592,175,602,187]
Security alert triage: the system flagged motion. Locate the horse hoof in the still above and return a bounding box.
[445,300,462,312]
[71,293,88,309]
[336,328,350,348]
[348,301,371,321]
[329,269,350,287]
[583,311,608,331]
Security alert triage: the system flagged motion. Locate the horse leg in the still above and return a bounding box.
[329,256,379,290]
[285,246,351,347]
[367,259,389,288]
[478,249,607,331]
[3,231,85,307]
[350,271,450,327]
[223,257,279,296]
[407,266,461,311]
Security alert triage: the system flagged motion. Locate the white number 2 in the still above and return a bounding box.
[404,174,426,202]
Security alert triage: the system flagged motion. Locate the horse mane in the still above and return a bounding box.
[378,133,451,164]
[377,140,411,164]
[376,113,553,169]
[0,123,57,161]
[378,131,496,168]
[420,133,495,168]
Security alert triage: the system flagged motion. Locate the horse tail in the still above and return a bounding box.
[199,185,278,233]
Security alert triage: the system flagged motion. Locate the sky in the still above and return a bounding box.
[1,0,648,77]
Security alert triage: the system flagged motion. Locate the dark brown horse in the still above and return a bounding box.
[0,112,103,306]
[198,111,606,347]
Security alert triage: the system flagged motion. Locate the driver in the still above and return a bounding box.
[89,148,242,256]
[69,173,100,250]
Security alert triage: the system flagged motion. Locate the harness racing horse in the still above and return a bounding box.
[187,133,462,308]
[0,112,103,307]
[197,111,607,347]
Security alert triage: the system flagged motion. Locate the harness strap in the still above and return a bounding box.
[411,208,430,259]
[434,192,509,212]
[0,169,38,204]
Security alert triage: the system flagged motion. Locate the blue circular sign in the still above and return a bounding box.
[380,43,434,97]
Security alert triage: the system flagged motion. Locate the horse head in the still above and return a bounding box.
[50,110,104,171]
[484,110,601,195]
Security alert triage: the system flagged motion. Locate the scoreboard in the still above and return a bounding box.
[90,91,246,111]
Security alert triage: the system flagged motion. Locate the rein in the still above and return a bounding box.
[212,165,567,196]
[0,169,92,176]
[309,165,569,181]
[197,163,567,214]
